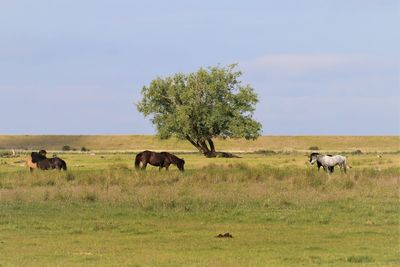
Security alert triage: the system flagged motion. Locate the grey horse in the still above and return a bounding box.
[309,152,334,173]
[309,153,348,174]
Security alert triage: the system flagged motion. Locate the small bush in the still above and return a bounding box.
[309,146,319,151]
[62,145,71,151]
[0,151,14,158]
[255,149,276,155]
[81,146,89,152]
[318,215,331,224]
[346,255,374,263]
[351,149,363,155]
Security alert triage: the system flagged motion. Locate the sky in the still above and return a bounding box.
[0,0,399,135]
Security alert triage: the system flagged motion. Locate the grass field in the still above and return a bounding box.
[0,135,399,152]
[0,136,399,266]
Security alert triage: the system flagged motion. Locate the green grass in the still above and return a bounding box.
[1,199,398,266]
[0,145,399,266]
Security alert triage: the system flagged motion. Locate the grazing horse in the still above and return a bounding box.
[309,153,349,174]
[36,157,67,171]
[135,150,185,171]
[309,152,334,173]
[29,150,67,171]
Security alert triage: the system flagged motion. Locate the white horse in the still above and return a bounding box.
[309,153,349,174]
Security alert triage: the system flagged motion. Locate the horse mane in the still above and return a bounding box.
[161,152,184,164]
[31,152,47,163]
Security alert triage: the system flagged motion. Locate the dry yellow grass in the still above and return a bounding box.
[0,135,399,152]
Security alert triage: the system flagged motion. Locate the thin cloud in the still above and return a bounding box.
[242,53,399,75]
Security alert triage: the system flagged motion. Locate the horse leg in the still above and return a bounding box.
[159,166,163,171]
[142,162,147,170]
[317,161,321,171]
[337,163,343,173]
[165,164,170,171]
[158,160,165,171]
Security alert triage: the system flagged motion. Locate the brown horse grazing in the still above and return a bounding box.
[135,150,185,171]
[36,157,67,171]
[30,150,67,171]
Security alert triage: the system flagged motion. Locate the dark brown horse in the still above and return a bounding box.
[30,150,67,171]
[135,150,185,171]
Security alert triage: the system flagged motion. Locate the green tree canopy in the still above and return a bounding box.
[137,64,262,157]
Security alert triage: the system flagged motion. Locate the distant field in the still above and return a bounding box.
[0,135,399,152]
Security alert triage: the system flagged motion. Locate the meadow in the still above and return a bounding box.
[0,135,399,152]
[0,136,399,266]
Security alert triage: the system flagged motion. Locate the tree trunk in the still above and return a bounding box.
[186,136,210,155]
[204,139,217,158]
[186,136,239,158]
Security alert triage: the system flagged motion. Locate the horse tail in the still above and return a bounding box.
[61,160,67,171]
[135,153,142,169]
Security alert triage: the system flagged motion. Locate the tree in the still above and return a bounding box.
[137,64,262,157]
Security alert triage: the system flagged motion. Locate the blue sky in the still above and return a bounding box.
[0,0,399,135]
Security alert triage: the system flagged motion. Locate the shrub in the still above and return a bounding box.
[0,151,13,158]
[309,146,319,151]
[81,146,89,152]
[255,149,276,155]
[346,255,374,263]
[62,145,71,151]
[351,149,363,155]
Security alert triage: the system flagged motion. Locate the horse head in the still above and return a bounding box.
[309,152,320,164]
[177,158,185,171]
[31,150,47,163]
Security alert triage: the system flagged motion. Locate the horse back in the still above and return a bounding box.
[137,150,165,166]
[160,152,176,163]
